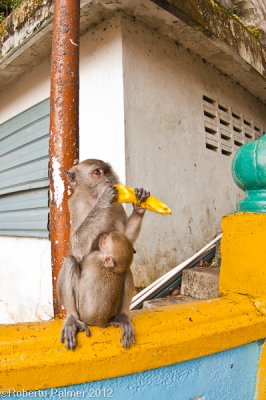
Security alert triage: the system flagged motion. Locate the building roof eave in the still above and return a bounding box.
[0,0,265,102]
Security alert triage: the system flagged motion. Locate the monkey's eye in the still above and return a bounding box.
[93,169,102,176]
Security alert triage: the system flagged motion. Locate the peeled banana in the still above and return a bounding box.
[114,184,172,215]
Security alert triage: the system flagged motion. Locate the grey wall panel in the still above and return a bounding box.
[0,158,49,195]
[0,116,49,156]
[0,178,49,196]
[0,209,48,229]
[0,136,49,172]
[0,230,48,238]
[0,99,50,238]
[0,189,48,212]
[0,99,49,141]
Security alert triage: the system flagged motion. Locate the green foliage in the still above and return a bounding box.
[227,5,240,16]
[0,0,22,22]
[226,4,262,40]
[249,27,262,39]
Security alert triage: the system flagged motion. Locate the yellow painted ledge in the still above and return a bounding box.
[1,294,266,391]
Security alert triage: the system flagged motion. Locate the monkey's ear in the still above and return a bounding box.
[103,256,115,268]
[133,248,136,254]
[66,169,76,184]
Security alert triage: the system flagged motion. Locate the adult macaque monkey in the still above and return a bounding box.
[57,159,149,350]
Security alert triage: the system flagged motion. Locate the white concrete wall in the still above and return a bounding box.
[0,18,125,323]
[0,237,53,324]
[0,61,51,124]
[0,17,125,178]
[121,18,266,287]
[79,17,125,180]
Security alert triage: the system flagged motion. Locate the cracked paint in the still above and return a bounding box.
[51,156,65,211]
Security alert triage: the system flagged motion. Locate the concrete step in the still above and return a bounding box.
[143,295,198,309]
[142,266,220,309]
[181,266,220,300]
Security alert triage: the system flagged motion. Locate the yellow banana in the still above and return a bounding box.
[114,184,172,215]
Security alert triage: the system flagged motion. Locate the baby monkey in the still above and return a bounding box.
[61,231,136,349]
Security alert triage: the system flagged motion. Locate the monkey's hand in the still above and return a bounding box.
[133,188,150,216]
[61,315,90,350]
[98,185,117,208]
[109,313,136,349]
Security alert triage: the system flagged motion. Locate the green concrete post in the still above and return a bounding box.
[232,133,266,212]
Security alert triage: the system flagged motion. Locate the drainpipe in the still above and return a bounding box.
[49,0,80,317]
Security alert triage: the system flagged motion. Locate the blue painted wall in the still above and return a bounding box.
[3,342,262,400]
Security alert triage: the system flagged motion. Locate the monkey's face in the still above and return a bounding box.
[67,159,119,194]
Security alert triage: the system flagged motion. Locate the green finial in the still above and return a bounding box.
[232,133,266,213]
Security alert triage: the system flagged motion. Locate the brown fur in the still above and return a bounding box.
[78,231,135,327]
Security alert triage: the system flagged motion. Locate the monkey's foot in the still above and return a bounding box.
[61,315,90,350]
[109,313,136,349]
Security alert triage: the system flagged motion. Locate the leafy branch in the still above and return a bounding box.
[0,0,22,22]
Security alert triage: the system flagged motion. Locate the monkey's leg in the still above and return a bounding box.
[109,270,136,348]
[57,256,90,350]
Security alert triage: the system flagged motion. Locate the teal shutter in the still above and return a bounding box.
[0,99,50,238]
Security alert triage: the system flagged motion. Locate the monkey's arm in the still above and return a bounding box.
[57,256,90,350]
[109,269,135,348]
[71,186,116,261]
[125,210,144,244]
[120,269,134,315]
[57,256,80,319]
[125,188,150,244]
